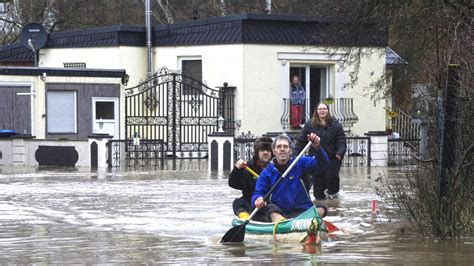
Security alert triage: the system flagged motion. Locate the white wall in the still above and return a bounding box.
[38,44,388,137]
[40,46,147,86]
[0,138,90,167]
[154,44,244,133]
[154,44,388,137]
[154,44,243,93]
[241,45,388,136]
[340,48,388,135]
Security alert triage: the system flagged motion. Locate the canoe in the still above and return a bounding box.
[231,206,326,235]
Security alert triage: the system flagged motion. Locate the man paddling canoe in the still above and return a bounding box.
[228,137,274,219]
[252,134,329,222]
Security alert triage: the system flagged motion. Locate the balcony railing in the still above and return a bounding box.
[281,98,358,131]
[343,136,371,167]
[391,108,421,139]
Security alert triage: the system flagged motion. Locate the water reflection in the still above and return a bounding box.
[0,161,472,264]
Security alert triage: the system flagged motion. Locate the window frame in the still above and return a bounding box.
[179,56,203,96]
[46,90,77,134]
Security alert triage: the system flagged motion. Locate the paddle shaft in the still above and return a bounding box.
[245,141,313,222]
[243,165,259,178]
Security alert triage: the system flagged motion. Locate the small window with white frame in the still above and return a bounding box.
[47,90,77,133]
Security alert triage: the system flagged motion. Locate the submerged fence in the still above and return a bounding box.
[108,139,165,168]
[106,135,419,168]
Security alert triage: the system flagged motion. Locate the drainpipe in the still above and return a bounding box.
[145,0,153,80]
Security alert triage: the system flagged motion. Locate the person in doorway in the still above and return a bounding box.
[252,134,329,222]
[293,102,347,200]
[228,137,274,219]
[290,74,306,129]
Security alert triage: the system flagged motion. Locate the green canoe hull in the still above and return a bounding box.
[231,206,322,235]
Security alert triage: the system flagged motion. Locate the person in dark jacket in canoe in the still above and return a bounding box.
[293,102,347,200]
[228,137,274,219]
[252,134,330,222]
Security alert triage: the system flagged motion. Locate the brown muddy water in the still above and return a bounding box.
[0,161,472,264]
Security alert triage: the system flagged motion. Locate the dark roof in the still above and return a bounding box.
[0,13,388,63]
[153,13,387,47]
[47,25,145,48]
[0,66,126,78]
[0,43,35,63]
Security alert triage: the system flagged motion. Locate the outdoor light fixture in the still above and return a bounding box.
[133,132,141,146]
[217,116,225,133]
[121,73,129,86]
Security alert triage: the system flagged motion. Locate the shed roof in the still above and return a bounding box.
[0,66,126,78]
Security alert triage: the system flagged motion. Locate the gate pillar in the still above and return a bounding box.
[208,132,234,171]
[364,131,389,167]
[88,134,113,168]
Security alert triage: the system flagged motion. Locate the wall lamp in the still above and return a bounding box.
[121,73,129,86]
[217,116,225,133]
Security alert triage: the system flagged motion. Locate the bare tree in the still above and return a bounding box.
[218,0,227,16]
[264,0,271,14]
[156,0,174,24]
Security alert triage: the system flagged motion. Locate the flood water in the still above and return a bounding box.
[0,161,472,264]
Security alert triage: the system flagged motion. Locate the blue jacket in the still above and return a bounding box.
[251,148,329,213]
[290,84,305,105]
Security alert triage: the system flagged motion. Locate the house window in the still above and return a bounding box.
[47,91,77,133]
[95,101,114,119]
[181,59,202,95]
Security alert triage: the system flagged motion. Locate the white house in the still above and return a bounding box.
[0,14,405,166]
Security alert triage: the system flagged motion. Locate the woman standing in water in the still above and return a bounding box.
[293,102,346,200]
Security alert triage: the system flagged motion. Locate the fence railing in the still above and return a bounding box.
[232,134,371,167]
[281,98,358,131]
[233,132,257,162]
[388,138,420,166]
[108,139,165,168]
[391,108,421,139]
[106,136,419,168]
[343,137,371,167]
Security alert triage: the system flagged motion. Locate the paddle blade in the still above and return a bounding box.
[220,224,246,244]
[323,220,339,233]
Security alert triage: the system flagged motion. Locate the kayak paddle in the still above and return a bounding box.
[243,164,259,178]
[220,141,313,244]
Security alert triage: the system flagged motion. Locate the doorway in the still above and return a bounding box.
[92,97,119,138]
[290,65,330,119]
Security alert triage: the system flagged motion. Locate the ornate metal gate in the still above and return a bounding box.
[124,68,234,162]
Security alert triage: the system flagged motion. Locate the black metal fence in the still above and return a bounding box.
[233,132,257,162]
[343,137,371,167]
[107,139,165,168]
[124,68,235,160]
[232,134,371,168]
[106,135,420,168]
[388,138,420,166]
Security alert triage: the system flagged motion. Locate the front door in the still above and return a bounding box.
[0,86,32,134]
[92,97,119,138]
[290,65,330,119]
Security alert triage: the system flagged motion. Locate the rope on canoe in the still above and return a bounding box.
[273,219,286,240]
